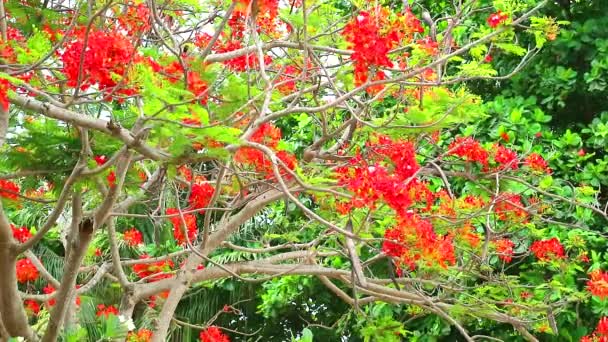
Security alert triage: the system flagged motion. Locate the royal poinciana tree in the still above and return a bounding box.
[1,0,607,341]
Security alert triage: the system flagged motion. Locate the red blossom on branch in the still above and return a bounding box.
[24,300,40,315]
[11,224,32,243]
[61,28,137,93]
[96,304,119,317]
[487,11,509,28]
[0,179,20,200]
[124,228,144,246]
[588,270,608,299]
[448,136,489,166]
[494,239,515,262]
[132,254,175,281]
[127,329,153,342]
[189,181,215,211]
[530,237,565,261]
[16,258,39,283]
[200,326,230,342]
[524,153,551,173]
[166,208,198,245]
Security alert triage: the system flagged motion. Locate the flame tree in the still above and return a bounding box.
[0,0,604,341]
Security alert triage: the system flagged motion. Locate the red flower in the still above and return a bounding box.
[487,11,509,28]
[0,179,20,200]
[494,239,515,262]
[11,225,32,243]
[342,8,423,89]
[43,285,56,306]
[578,149,586,157]
[0,78,11,111]
[96,304,119,318]
[94,248,102,257]
[116,2,151,35]
[524,153,551,173]
[493,144,518,170]
[382,213,455,270]
[24,300,40,315]
[132,254,175,281]
[16,258,39,283]
[484,54,493,63]
[588,270,608,298]
[61,29,136,93]
[494,193,528,222]
[124,228,144,246]
[127,329,153,342]
[448,136,489,166]
[107,170,117,187]
[186,71,209,105]
[250,123,282,148]
[189,182,215,210]
[200,326,230,342]
[499,132,509,142]
[94,155,108,166]
[166,208,198,245]
[580,253,590,263]
[530,237,565,261]
[417,36,439,55]
[598,317,608,336]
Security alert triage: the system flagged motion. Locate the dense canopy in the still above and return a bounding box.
[1,0,608,341]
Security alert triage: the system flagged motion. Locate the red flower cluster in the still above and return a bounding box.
[189,181,215,211]
[61,28,136,92]
[132,255,174,281]
[494,193,528,222]
[24,299,40,315]
[457,223,481,248]
[116,2,151,35]
[530,237,565,261]
[581,317,608,342]
[42,285,81,306]
[494,239,515,262]
[166,208,198,245]
[94,155,108,166]
[487,11,509,28]
[436,192,486,218]
[127,329,153,342]
[0,26,25,65]
[96,304,119,317]
[232,0,281,37]
[417,36,439,56]
[448,136,489,166]
[163,62,209,105]
[43,285,56,306]
[382,213,455,271]
[493,144,518,170]
[344,8,422,82]
[342,8,423,89]
[524,153,551,173]
[12,224,32,243]
[276,65,299,94]
[336,135,423,216]
[124,228,144,246]
[235,123,297,179]
[0,179,20,200]
[16,258,39,283]
[0,78,11,111]
[200,326,230,342]
[588,270,608,299]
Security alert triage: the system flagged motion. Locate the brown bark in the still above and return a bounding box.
[42,218,94,342]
